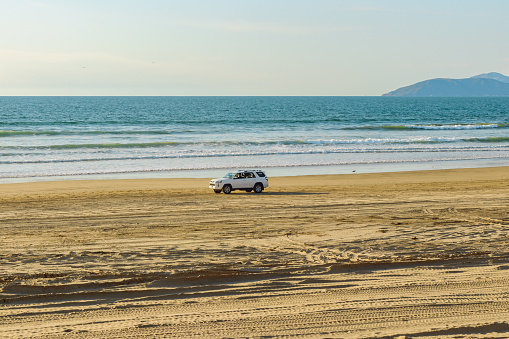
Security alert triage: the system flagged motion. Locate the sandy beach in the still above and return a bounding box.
[1,167,509,338]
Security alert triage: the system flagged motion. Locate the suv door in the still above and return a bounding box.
[244,171,257,188]
[232,172,247,189]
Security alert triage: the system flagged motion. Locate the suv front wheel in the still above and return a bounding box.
[222,185,232,194]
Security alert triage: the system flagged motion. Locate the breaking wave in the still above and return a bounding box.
[349,123,509,131]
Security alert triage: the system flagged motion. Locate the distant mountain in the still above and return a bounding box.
[383,72,509,97]
[471,72,509,83]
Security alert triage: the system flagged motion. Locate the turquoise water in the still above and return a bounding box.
[1,96,508,183]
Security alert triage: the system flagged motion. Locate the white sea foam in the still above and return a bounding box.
[410,124,499,130]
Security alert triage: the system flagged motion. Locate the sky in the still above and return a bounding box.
[1,0,508,96]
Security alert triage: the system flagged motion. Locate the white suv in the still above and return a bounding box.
[209,170,269,194]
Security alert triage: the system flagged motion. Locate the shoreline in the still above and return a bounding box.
[1,165,508,197]
[2,157,508,185]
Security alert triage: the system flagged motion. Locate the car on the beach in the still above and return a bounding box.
[209,170,269,194]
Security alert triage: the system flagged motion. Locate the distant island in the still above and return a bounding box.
[382,72,509,97]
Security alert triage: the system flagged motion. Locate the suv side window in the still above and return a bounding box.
[245,172,255,178]
[256,171,266,177]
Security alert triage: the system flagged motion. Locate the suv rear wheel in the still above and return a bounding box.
[254,183,263,193]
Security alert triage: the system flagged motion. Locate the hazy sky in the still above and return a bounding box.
[1,0,508,95]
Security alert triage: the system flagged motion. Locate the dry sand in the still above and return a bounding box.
[1,167,509,338]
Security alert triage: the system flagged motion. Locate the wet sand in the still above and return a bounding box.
[1,167,509,338]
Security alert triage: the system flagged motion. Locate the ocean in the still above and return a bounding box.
[1,96,508,183]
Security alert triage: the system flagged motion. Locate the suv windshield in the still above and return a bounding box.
[223,172,235,179]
